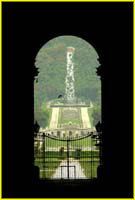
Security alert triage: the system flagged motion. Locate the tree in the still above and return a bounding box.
[92,105,101,126]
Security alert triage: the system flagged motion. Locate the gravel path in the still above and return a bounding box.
[49,108,59,129]
[52,159,86,179]
[81,107,91,128]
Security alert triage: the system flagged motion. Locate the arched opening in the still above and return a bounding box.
[34,35,101,180]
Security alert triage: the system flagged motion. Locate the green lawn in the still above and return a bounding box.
[58,107,82,127]
[35,157,100,179]
[35,150,99,160]
[35,150,100,179]
[88,107,93,127]
[45,137,67,147]
[80,160,100,178]
[35,158,61,179]
[46,108,52,128]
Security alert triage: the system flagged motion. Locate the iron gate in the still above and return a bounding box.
[34,132,100,179]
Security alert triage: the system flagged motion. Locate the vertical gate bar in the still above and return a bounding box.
[49,136,50,179]
[100,132,102,166]
[74,166,76,179]
[92,136,93,178]
[47,136,48,179]
[48,136,49,178]
[43,134,46,179]
[91,136,92,179]
[67,140,69,179]
[58,140,59,179]
[77,138,79,178]
[39,134,41,179]
[50,137,52,179]
[47,138,49,179]
[92,137,93,179]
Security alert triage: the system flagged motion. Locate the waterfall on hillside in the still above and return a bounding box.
[65,47,75,104]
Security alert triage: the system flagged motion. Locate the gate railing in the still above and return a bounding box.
[34,131,101,180]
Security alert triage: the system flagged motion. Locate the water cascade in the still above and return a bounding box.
[65,47,75,104]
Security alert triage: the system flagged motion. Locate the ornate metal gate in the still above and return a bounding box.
[34,132,100,180]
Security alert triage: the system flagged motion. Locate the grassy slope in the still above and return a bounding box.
[88,107,94,127]
[58,107,83,127]
[46,108,52,128]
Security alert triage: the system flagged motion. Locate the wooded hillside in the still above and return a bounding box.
[34,36,101,127]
